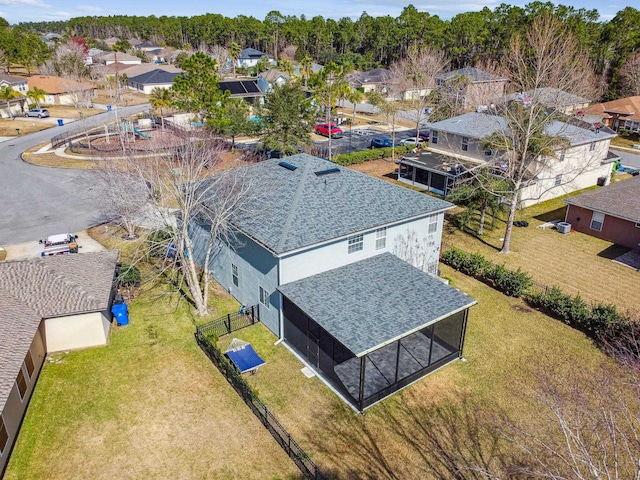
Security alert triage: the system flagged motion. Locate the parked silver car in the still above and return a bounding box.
[25,108,50,118]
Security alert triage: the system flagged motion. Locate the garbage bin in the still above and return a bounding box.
[57,119,63,126]
[107,105,112,111]
[111,302,129,326]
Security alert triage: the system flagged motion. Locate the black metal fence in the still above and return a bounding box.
[196,305,260,338]
[195,311,327,480]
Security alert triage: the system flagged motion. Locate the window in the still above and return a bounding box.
[431,130,438,144]
[590,212,604,231]
[427,214,438,234]
[259,286,270,309]
[484,149,492,157]
[16,369,27,400]
[24,351,35,379]
[559,151,566,161]
[461,136,469,151]
[375,227,387,250]
[554,174,563,187]
[348,234,364,254]
[0,416,8,455]
[231,264,239,287]
[589,142,596,151]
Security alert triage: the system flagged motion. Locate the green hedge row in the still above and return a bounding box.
[441,247,532,297]
[526,287,629,342]
[333,145,413,165]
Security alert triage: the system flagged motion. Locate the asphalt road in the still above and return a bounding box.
[0,104,150,245]
[612,148,640,169]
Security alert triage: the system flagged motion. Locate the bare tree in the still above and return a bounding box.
[208,44,229,72]
[40,39,89,80]
[619,51,640,97]
[133,132,254,317]
[483,14,601,254]
[389,47,449,138]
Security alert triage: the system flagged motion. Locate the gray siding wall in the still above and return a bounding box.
[430,130,490,162]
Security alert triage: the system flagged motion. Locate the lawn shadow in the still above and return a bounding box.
[597,244,630,260]
[534,207,566,223]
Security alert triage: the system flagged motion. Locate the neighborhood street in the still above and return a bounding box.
[0,104,150,245]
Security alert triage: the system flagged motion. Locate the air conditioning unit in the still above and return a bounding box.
[556,222,571,234]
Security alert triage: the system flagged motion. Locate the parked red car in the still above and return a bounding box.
[314,123,344,138]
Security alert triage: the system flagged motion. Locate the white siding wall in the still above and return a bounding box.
[43,312,109,352]
[280,213,444,285]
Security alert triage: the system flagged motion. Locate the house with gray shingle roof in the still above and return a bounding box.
[0,250,119,475]
[237,48,274,69]
[191,154,476,412]
[564,176,640,249]
[127,69,181,94]
[409,112,619,206]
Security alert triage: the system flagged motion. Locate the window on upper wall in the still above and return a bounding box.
[559,151,566,161]
[24,350,35,379]
[16,369,27,400]
[259,286,270,309]
[590,212,604,231]
[554,174,563,187]
[375,227,387,250]
[589,142,596,151]
[431,130,438,144]
[348,234,364,254]
[231,264,239,287]
[461,137,469,151]
[0,416,8,455]
[427,214,438,234]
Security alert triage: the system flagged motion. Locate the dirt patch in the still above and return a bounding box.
[348,158,399,181]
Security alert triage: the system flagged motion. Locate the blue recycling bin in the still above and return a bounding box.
[111,302,129,326]
[107,105,112,111]
[57,119,63,126]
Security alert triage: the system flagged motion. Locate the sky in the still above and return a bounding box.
[0,0,628,25]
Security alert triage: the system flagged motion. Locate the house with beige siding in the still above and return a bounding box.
[0,251,119,476]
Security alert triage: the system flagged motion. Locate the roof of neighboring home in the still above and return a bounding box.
[27,75,94,94]
[136,40,162,49]
[0,250,119,413]
[128,69,180,85]
[115,63,181,77]
[349,68,391,86]
[218,79,263,97]
[564,177,640,223]
[97,52,142,63]
[259,69,290,82]
[428,112,616,147]
[240,47,272,59]
[436,67,508,84]
[502,87,591,109]
[0,73,26,85]
[278,253,476,356]
[201,154,453,255]
[585,96,640,122]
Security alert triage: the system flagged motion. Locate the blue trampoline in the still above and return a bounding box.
[225,340,266,374]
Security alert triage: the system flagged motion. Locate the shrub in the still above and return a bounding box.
[333,146,413,165]
[147,228,174,259]
[463,252,488,276]
[441,247,468,271]
[118,263,141,287]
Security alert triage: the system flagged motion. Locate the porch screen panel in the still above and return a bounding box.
[415,168,429,186]
[430,311,465,364]
[431,173,446,192]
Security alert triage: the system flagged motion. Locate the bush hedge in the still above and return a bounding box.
[441,247,531,297]
[333,145,413,165]
[118,263,141,287]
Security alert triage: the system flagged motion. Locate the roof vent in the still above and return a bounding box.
[278,161,297,171]
[314,167,340,176]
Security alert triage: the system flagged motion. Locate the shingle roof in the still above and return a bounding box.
[428,112,616,147]
[240,48,270,59]
[0,250,119,412]
[202,155,453,254]
[0,73,26,85]
[278,253,476,356]
[585,96,640,122]
[128,69,180,85]
[27,75,94,94]
[97,52,141,63]
[564,177,640,223]
[502,87,591,109]
[436,67,508,83]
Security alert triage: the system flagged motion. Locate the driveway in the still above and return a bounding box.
[0,104,150,245]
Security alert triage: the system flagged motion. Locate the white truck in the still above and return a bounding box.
[39,233,79,256]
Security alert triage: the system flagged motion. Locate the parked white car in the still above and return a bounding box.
[399,137,424,146]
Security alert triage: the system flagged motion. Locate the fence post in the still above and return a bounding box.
[226,314,231,334]
[251,305,255,324]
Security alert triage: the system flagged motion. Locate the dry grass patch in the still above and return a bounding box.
[22,151,99,169]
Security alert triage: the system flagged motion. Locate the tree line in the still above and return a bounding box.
[15,2,640,99]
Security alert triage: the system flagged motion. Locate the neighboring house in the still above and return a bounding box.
[347,68,391,94]
[237,48,274,68]
[96,52,142,66]
[103,37,120,48]
[292,61,323,76]
[257,69,290,93]
[0,74,28,95]
[146,48,169,64]
[218,79,264,105]
[128,69,180,94]
[0,251,119,476]
[584,96,640,132]
[564,177,640,250]
[435,67,509,111]
[190,154,476,412]
[501,87,591,115]
[411,112,617,206]
[135,40,162,52]
[39,32,61,48]
[27,75,96,107]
